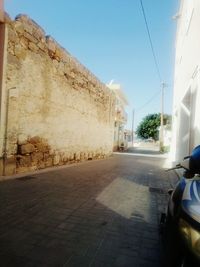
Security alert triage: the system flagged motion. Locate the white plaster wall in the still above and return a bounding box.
[171,0,200,161]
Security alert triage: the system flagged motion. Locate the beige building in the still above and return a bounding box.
[0,14,115,176]
[107,82,128,151]
[171,0,200,162]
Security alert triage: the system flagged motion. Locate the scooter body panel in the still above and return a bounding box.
[181,179,200,224]
[167,176,200,265]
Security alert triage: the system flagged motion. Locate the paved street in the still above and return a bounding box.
[0,152,175,267]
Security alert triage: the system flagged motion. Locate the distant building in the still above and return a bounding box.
[107,82,128,151]
[171,0,200,162]
[124,129,132,142]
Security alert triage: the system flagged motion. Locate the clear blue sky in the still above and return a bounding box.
[5,0,179,130]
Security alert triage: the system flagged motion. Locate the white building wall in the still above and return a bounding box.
[106,83,128,151]
[171,0,200,162]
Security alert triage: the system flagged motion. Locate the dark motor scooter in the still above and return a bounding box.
[163,145,200,267]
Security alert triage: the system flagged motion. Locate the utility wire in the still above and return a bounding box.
[136,89,161,112]
[139,0,162,83]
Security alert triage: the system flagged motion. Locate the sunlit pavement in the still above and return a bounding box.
[0,153,175,267]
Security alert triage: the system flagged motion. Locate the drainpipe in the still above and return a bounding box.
[0,0,4,23]
[0,0,5,175]
[0,2,4,92]
[3,87,17,176]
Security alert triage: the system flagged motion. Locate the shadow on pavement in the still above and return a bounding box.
[0,153,172,266]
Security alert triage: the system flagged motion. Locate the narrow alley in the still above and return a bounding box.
[0,152,175,267]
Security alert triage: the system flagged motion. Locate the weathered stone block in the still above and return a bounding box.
[54,48,62,61]
[16,154,23,160]
[19,143,35,154]
[48,50,55,59]
[70,71,75,78]
[80,152,85,161]
[74,152,80,161]
[14,21,24,34]
[18,155,31,167]
[23,23,33,34]
[4,157,16,175]
[37,41,47,53]
[31,152,43,162]
[61,154,68,163]
[8,42,15,55]
[14,45,27,60]
[35,142,49,153]
[29,136,41,144]
[33,28,45,41]
[8,29,18,42]
[69,153,75,161]
[38,161,45,169]
[28,42,39,52]
[53,154,60,165]
[20,36,29,49]
[43,152,50,160]
[45,157,53,167]
[84,152,88,160]
[46,35,56,52]
[24,32,38,44]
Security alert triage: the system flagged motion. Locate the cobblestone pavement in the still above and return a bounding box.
[0,153,176,267]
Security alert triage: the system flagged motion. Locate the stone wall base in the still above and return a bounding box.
[0,136,112,176]
[0,156,16,176]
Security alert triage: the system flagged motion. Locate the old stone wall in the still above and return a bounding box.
[0,14,115,175]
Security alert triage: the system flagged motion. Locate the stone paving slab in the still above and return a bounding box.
[0,154,175,266]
